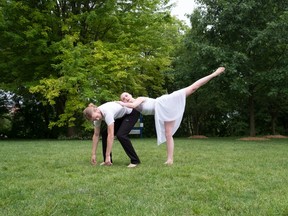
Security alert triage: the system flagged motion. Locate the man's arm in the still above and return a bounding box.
[91,126,100,165]
[105,123,114,165]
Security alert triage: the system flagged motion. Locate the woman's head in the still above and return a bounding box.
[120,92,133,103]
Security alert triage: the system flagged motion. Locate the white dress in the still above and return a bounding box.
[136,89,186,145]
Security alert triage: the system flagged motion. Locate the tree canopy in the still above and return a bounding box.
[0,0,184,137]
[0,0,287,138]
[173,0,288,136]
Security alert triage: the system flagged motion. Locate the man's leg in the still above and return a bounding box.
[115,110,141,165]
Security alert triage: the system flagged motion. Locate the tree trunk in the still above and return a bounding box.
[248,95,256,136]
[187,115,193,136]
[269,106,278,135]
[67,126,77,138]
[271,116,277,135]
[192,114,200,135]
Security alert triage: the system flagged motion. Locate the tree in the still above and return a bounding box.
[250,11,288,135]
[0,0,184,137]
[0,90,12,137]
[174,0,288,136]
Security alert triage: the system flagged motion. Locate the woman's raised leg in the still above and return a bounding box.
[184,67,225,96]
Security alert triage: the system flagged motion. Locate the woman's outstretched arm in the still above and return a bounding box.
[118,97,147,109]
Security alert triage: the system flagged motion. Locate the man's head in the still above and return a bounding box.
[83,105,102,121]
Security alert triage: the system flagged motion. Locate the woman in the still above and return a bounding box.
[119,67,225,165]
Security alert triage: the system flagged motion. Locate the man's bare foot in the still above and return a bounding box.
[127,163,138,168]
[104,161,113,166]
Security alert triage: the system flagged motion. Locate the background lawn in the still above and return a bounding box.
[1,137,288,216]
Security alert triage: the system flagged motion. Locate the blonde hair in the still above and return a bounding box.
[83,106,95,120]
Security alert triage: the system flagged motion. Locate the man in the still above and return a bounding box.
[83,102,140,168]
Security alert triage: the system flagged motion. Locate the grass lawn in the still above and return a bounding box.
[1,137,288,216]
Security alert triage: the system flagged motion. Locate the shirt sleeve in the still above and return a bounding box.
[104,112,115,126]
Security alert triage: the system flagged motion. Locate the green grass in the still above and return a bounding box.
[1,138,288,216]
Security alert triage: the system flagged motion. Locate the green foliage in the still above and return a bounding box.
[0,0,55,86]
[175,0,288,136]
[2,0,286,137]
[0,90,12,136]
[1,0,183,133]
[0,115,12,135]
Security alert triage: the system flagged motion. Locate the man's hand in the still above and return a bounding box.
[91,155,97,165]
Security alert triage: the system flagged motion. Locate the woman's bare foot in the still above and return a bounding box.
[164,160,173,166]
[213,67,225,77]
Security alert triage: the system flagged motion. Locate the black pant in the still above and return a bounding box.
[101,109,141,164]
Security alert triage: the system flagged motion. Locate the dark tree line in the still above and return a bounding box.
[0,0,287,138]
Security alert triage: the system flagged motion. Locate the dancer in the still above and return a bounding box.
[119,67,225,165]
[83,102,141,168]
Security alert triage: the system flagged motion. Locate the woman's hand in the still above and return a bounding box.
[117,101,126,106]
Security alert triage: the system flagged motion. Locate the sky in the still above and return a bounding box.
[170,0,198,26]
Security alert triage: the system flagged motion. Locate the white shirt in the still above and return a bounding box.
[93,102,132,127]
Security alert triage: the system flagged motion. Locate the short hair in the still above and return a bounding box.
[83,106,95,120]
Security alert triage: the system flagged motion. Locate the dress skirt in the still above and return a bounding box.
[154,89,186,144]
